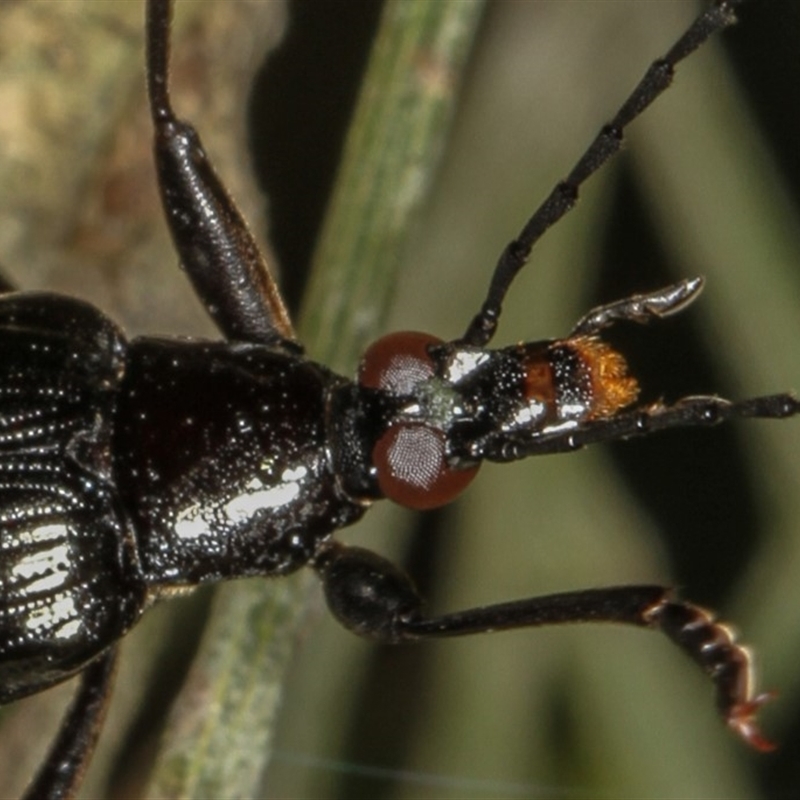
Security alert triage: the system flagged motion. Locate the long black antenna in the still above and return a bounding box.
[461,0,744,347]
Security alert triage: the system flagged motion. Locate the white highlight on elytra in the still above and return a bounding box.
[10,525,70,595]
[24,590,81,639]
[8,523,64,548]
[3,523,84,640]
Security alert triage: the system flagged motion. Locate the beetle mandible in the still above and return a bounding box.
[1,1,798,798]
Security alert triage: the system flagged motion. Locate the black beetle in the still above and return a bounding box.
[2,1,799,797]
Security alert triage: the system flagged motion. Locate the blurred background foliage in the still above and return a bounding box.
[1,1,800,798]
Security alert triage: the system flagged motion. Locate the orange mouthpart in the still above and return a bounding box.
[571,336,639,418]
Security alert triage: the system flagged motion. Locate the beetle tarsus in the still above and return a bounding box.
[644,596,776,752]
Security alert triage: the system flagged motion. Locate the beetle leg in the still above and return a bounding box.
[568,277,704,337]
[22,649,118,800]
[314,543,774,751]
[145,0,297,348]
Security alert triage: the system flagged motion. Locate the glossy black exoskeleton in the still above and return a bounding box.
[1,1,798,798]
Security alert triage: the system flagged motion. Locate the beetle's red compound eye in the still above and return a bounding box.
[373,423,478,510]
[361,332,478,508]
[359,331,443,394]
